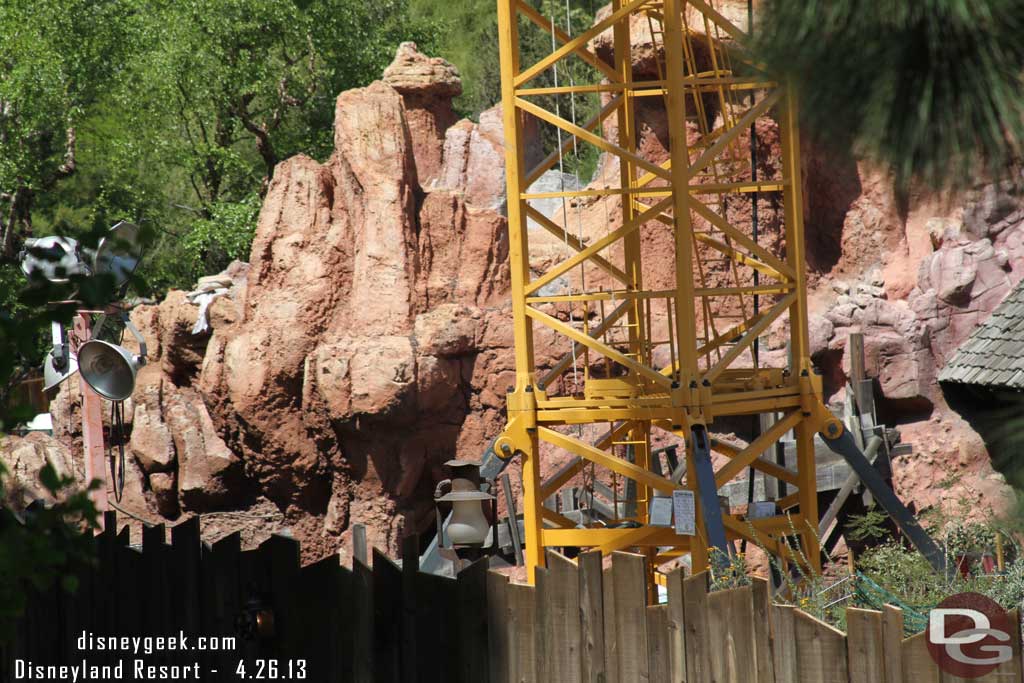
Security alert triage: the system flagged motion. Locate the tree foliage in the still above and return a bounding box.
[754,0,1024,188]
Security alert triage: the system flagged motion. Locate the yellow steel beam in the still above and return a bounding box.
[538,427,680,494]
[685,91,781,181]
[524,205,629,284]
[687,0,747,42]
[513,0,648,87]
[524,95,623,187]
[689,198,796,279]
[714,410,803,486]
[524,196,673,296]
[537,421,632,499]
[642,204,789,281]
[516,96,672,182]
[541,506,580,529]
[527,306,675,389]
[703,293,796,384]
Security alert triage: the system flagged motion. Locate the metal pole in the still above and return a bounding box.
[73,312,108,527]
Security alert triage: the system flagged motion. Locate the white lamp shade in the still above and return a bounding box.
[447,499,491,545]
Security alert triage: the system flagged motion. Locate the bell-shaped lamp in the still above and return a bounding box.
[78,340,144,401]
[436,461,495,547]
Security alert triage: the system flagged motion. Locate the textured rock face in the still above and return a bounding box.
[0,432,79,507]
[383,42,462,186]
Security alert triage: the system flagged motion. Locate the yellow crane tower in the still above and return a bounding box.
[491,0,944,587]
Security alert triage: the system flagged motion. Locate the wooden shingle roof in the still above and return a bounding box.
[939,280,1024,390]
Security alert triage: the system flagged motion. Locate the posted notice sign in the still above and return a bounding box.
[672,490,696,536]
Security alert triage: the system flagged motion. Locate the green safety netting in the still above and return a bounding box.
[853,571,931,635]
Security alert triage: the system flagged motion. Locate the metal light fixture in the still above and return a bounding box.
[93,221,143,290]
[17,221,150,523]
[235,591,275,641]
[42,322,78,392]
[435,459,497,553]
[77,316,148,401]
[20,235,89,283]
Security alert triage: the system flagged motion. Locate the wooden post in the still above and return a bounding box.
[849,332,866,413]
[880,605,904,683]
[612,552,649,683]
[846,608,884,683]
[74,312,108,523]
[579,551,607,683]
[352,523,367,566]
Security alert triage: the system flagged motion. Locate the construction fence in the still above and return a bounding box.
[4,511,1023,682]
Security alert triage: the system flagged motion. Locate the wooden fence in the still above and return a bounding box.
[492,550,1024,683]
[5,512,1023,682]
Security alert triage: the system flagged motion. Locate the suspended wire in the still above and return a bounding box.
[549,15,580,392]
[108,400,126,503]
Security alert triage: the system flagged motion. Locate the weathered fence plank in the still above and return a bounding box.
[647,604,671,683]
[372,548,402,683]
[666,567,687,683]
[847,607,884,683]
[456,559,489,683]
[751,578,775,683]
[508,581,538,683]
[534,565,551,683]
[772,604,799,683]
[415,569,457,683]
[579,550,607,683]
[544,550,582,682]
[604,565,620,683]
[794,609,849,683]
[902,630,939,682]
[612,552,650,683]
[353,557,374,683]
[401,535,419,683]
[683,572,712,683]
[299,555,341,682]
[880,605,904,683]
[708,586,757,682]
[487,571,510,683]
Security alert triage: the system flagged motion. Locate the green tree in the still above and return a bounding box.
[753,0,1024,187]
[0,0,136,257]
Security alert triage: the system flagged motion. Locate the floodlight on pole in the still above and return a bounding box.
[20,235,89,283]
[93,221,142,290]
[18,220,150,526]
[77,316,147,401]
[42,321,78,392]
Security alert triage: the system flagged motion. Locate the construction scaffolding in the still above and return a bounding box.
[492,0,851,586]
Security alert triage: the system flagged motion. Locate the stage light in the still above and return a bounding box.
[42,322,78,392]
[93,221,142,289]
[77,316,148,401]
[20,236,88,283]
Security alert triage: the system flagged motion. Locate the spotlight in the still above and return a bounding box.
[42,322,78,392]
[92,221,143,290]
[20,236,88,284]
[77,315,148,401]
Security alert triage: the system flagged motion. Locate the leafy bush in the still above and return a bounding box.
[0,462,99,642]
